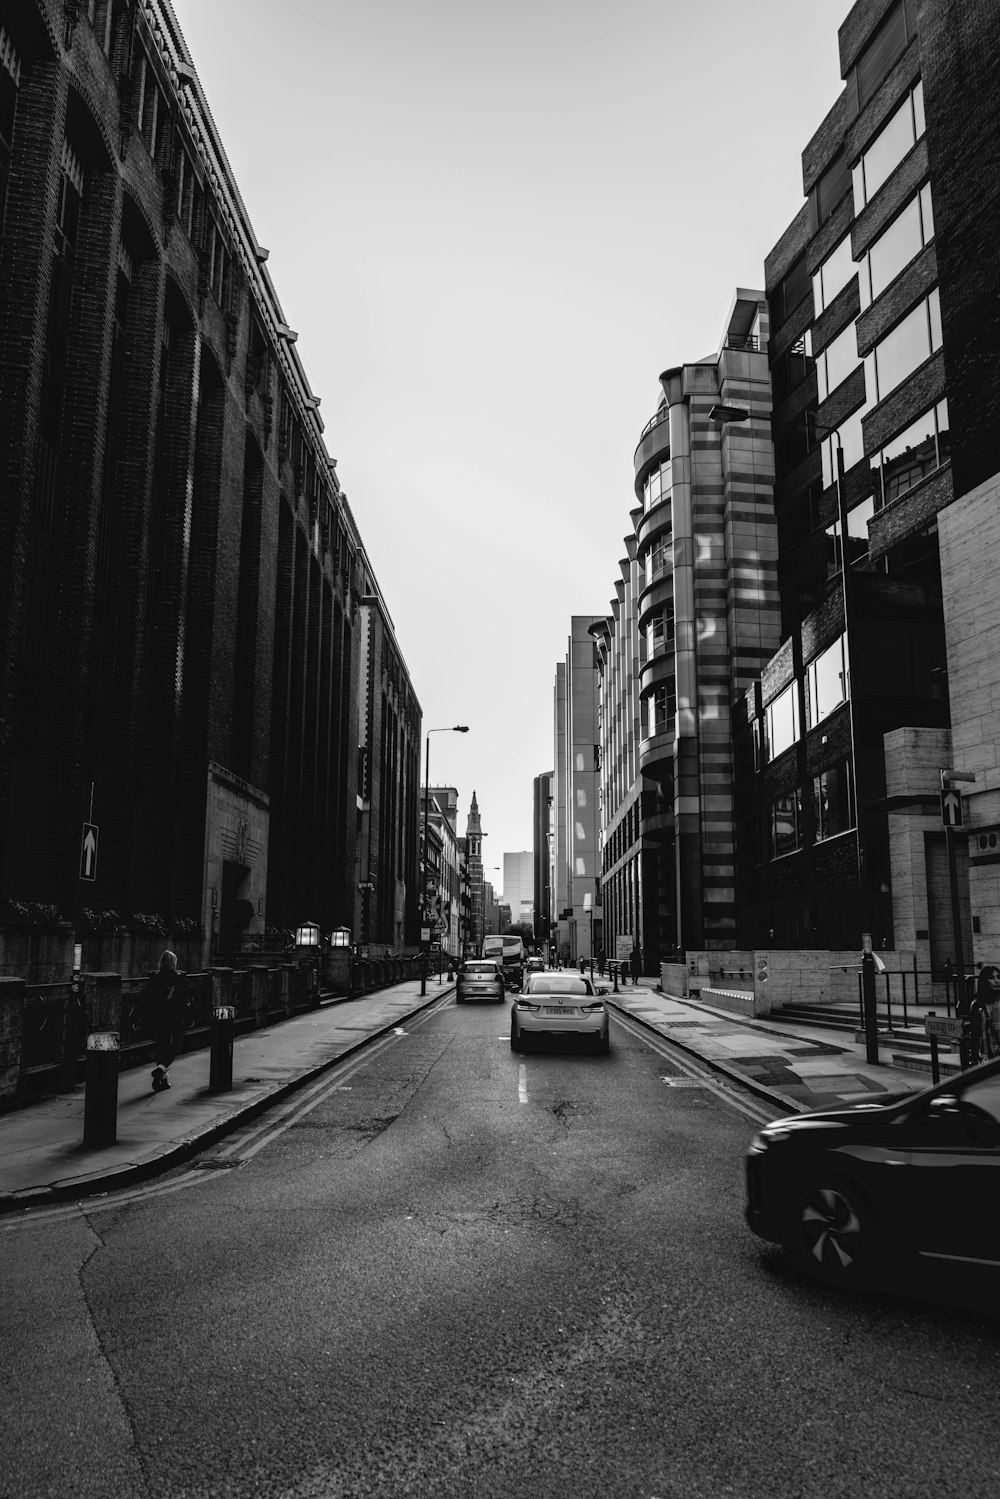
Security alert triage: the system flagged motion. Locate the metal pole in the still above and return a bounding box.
[834,438,866,938]
[861,947,880,1065]
[945,820,971,1068]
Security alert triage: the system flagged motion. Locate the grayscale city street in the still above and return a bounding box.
[3,998,998,1499]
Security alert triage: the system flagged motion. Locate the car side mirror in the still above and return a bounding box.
[596,985,608,996]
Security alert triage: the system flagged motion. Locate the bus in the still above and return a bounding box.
[481,933,525,989]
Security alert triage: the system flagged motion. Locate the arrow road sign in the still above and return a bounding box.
[80,822,99,881]
[941,788,964,828]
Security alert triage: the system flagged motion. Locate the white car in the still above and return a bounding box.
[510,972,610,1054]
[456,959,505,1004]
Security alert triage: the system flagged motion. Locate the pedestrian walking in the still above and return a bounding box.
[597,947,606,978]
[630,944,641,986]
[140,950,186,1093]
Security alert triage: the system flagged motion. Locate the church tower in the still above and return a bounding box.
[465,791,485,950]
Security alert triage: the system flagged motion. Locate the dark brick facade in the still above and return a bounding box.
[0,1,420,959]
[736,0,980,951]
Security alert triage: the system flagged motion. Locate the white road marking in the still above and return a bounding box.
[518,1064,528,1104]
[612,1012,778,1125]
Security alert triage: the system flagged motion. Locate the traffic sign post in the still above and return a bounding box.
[80,822,99,882]
[940,788,963,827]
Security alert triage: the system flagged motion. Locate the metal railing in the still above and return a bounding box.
[853,968,975,1032]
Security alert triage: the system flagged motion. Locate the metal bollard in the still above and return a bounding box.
[83,1031,120,1147]
[613,964,619,994]
[210,1005,235,1092]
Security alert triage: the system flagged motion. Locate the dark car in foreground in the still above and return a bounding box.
[511,972,609,1054]
[746,1057,1000,1287]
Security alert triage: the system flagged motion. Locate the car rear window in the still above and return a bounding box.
[464,963,497,976]
[526,975,591,995]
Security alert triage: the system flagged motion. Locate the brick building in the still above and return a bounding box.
[734,0,1000,972]
[0,0,420,963]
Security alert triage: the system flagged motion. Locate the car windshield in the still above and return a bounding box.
[525,975,593,996]
[464,963,497,976]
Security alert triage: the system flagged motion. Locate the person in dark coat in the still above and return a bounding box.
[597,948,606,978]
[630,945,642,985]
[142,950,185,1093]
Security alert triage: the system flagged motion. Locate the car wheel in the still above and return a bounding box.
[799,1181,873,1283]
[510,1021,522,1052]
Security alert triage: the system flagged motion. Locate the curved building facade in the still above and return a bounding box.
[596,291,780,958]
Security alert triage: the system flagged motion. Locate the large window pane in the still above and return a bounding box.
[873,405,941,507]
[853,83,924,210]
[813,761,855,840]
[813,235,856,316]
[872,294,939,401]
[808,635,848,727]
[817,321,859,401]
[867,196,923,303]
[771,790,802,858]
[766,682,799,761]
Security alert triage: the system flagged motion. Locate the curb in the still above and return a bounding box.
[0,985,455,1217]
[607,999,804,1116]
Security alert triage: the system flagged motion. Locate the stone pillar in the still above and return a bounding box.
[211,967,233,1012]
[248,966,269,1029]
[0,977,26,1107]
[82,972,122,1035]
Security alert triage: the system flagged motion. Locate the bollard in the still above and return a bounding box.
[210,1005,235,1092]
[83,1031,120,1147]
[613,964,619,994]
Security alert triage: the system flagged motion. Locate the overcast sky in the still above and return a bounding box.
[170,0,849,897]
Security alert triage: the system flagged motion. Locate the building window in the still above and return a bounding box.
[821,402,867,488]
[771,789,802,859]
[812,235,856,316]
[814,150,850,226]
[806,634,848,728]
[764,681,800,762]
[813,760,855,841]
[816,321,860,402]
[646,537,671,585]
[770,336,813,406]
[770,252,811,328]
[650,679,676,736]
[865,288,941,404]
[644,459,671,512]
[859,184,934,310]
[871,398,950,508]
[855,1,909,111]
[852,80,925,212]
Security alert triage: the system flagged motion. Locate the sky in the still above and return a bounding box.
[170,0,850,899]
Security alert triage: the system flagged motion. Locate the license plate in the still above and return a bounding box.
[541,1005,578,1016]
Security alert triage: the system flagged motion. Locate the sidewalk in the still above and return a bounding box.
[608,978,932,1113]
[0,976,454,1214]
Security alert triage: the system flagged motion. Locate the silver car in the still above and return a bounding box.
[456,959,505,1004]
[510,972,610,1054]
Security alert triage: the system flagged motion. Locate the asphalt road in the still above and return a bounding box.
[3,996,1000,1499]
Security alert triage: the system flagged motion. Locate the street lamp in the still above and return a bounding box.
[422,726,469,934]
[709,402,865,935]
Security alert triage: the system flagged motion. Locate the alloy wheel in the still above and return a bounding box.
[801,1186,865,1275]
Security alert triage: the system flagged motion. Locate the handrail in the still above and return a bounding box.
[637,407,670,443]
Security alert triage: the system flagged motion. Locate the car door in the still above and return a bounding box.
[898,1070,1000,1265]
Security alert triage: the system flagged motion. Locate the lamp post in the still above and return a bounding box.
[709,403,866,938]
[422,726,469,942]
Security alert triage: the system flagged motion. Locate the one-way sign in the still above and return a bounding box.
[80,822,99,881]
[941,788,964,828]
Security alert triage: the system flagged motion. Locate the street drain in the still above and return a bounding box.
[192,1157,244,1170]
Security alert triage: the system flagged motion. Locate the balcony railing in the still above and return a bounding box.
[637,407,670,443]
[722,333,764,351]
